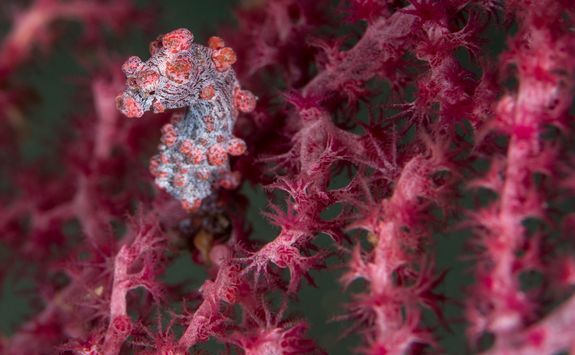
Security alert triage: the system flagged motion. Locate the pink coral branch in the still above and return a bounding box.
[484,293,575,354]
[302,10,417,98]
[101,213,165,354]
[342,147,452,353]
[466,0,575,349]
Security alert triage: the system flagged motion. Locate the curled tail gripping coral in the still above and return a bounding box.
[116,28,256,212]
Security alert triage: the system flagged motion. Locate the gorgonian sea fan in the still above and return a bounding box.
[116,28,256,211]
[2,1,575,354]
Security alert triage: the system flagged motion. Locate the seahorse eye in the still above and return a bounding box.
[126,77,138,88]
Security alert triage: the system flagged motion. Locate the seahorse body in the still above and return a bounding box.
[116,29,255,211]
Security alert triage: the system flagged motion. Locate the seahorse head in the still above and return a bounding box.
[116,28,199,118]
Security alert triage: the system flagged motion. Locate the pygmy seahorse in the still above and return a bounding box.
[116,28,255,212]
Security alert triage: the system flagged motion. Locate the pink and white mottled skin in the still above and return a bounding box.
[116,28,255,212]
